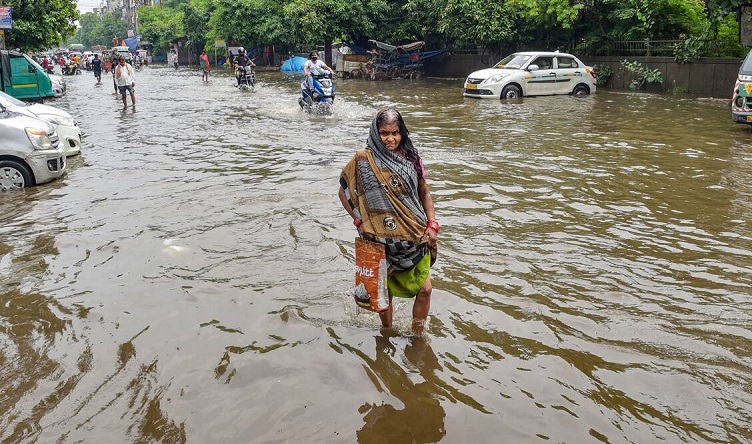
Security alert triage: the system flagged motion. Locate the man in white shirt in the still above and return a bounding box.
[115,56,136,110]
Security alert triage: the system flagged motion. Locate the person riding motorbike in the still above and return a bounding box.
[42,56,54,74]
[234,47,256,86]
[303,51,335,91]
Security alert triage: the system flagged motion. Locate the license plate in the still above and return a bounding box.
[746,115,752,122]
[466,84,477,90]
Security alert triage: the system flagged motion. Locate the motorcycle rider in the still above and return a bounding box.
[303,51,335,91]
[234,47,256,86]
[42,55,53,74]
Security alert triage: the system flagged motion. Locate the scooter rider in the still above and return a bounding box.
[303,51,334,91]
[234,47,256,85]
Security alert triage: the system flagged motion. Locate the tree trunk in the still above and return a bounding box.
[324,36,332,67]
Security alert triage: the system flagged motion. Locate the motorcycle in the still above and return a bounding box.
[235,65,256,89]
[299,73,335,115]
[62,62,82,75]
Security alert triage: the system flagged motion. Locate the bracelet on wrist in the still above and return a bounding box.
[353,219,362,228]
[426,219,440,232]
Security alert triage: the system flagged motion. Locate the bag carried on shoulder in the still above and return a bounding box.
[353,238,389,312]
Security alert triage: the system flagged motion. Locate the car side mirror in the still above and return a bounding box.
[528,64,539,71]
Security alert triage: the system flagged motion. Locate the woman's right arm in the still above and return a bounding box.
[339,187,363,235]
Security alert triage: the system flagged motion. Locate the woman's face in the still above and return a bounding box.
[378,121,402,152]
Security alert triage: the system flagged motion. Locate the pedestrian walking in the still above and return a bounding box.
[338,108,439,336]
[200,50,211,82]
[115,57,137,110]
[92,54,102,84]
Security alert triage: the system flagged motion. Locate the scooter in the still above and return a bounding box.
[62,62,81,75]
[299,73,335,115]
[235,65,256,89]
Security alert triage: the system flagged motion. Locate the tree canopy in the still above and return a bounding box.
[5,0,79,50]
[52,0,746,59]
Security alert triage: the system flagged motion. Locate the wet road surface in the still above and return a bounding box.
[0,65,750,443]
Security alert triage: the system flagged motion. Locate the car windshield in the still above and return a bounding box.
[0,90,29,107]
[493,54,532,69]
[740,49,752,75]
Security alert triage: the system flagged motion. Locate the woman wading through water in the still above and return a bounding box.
[339,108,439,335]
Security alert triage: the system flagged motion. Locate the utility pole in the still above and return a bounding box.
[186,0,190,66]
[0,0,5,50]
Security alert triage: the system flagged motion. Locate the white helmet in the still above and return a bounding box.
[238,47,245,55]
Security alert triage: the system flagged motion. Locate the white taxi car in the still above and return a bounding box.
[463,51,596,99]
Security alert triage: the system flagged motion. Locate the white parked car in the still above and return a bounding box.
[49,74,66,97]
[0,91,81,156]
[0,108,65,190]
[463,51,596,99]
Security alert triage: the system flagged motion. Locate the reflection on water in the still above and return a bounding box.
[0,67,750,442]
[352,333,446,443]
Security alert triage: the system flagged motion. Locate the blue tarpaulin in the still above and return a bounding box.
[124,37,138,54]
[280,56,306,73]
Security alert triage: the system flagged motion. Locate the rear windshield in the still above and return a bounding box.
[740,49,752,75]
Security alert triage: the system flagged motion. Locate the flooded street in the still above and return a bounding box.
[1,66,750,443]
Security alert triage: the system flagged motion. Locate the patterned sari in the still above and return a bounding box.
[340,118,429,272]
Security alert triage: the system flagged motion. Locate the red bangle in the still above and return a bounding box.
[353,219,362,227]
[426,219,440,232]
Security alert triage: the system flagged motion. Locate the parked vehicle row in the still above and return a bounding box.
[0,66,81,191]
[0,110,66,191]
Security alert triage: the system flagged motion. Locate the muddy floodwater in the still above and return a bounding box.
[1,66,750,443]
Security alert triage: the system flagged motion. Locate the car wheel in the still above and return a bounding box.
[573,84,590,96]
[501,84,521,99]
[0,160,34,191]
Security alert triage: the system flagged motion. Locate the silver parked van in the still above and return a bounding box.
[0,105,66,190]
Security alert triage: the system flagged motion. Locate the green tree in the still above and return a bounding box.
[68,12,107,48]
[92,12,129,47]
[4,0,79,50]
[185,0,215,53]
[509,0,584,30]
[283,0,383,61]
[603,0,704,40]
[210,0,289,51]
[137,5,184,54]
[405,0,516,48]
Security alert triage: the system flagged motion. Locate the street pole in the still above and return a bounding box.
[0,0,5,50]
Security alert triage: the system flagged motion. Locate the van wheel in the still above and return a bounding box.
[501,84,521,99]
[573,84,590,96]
[0,160,34,191]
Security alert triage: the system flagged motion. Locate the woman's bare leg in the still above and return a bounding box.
[412,277,432,335]
[379,295,393,328]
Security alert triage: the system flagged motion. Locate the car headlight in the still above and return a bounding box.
[25,128,53,150]
[37,114,74,127]
[481,73,510,85]
[740,75,752,82]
